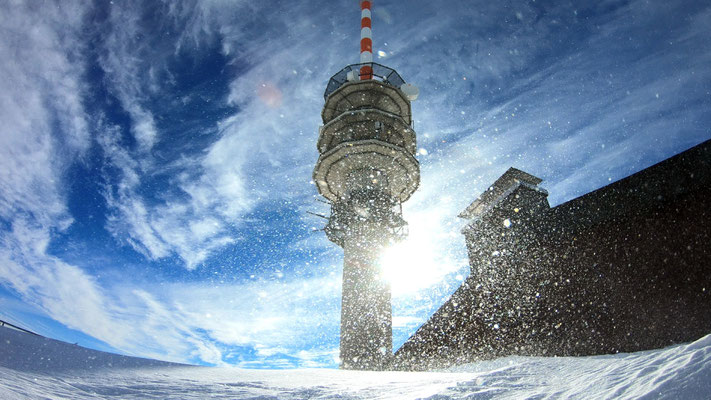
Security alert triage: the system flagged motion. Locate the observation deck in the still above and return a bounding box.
[314,64,420,205]
[323,62,406,100]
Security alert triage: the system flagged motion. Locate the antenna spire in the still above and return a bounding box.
[360,0,373,79]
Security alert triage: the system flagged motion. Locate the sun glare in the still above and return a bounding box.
[378,223,459,296]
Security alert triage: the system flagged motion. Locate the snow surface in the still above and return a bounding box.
[1,326,710,399]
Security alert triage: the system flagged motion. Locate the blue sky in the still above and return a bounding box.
[0,0,709,368]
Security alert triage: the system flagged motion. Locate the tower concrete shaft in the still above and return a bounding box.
[314,64,420,370]
[339,199,394,370]
[330,191,402,370]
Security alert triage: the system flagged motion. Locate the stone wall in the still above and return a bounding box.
[394,139,711,370]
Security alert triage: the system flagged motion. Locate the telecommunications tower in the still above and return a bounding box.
[313,0,420,370]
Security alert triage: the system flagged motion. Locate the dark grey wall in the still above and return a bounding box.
[394,139,711,370]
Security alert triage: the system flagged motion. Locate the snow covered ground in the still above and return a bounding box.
[1,326,710,399]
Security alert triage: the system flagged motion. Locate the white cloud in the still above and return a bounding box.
[2,211,340,366]
[0,217,208,364]
[0,2,89,229]
[98,123,247,269]
[164,276,340,359]
[0,219,131,346]
[98,4,161,153]
[90,2,269,268]
[397,0,711,208]
[0,2,303,366]
[94,1,348,267]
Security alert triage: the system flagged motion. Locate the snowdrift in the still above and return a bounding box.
[1,326,709,399]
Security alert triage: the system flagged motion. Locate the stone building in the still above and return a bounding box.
[394,139,711,370]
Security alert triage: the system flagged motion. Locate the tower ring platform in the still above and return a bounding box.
[317,108,417,156]
[313,139,420,203]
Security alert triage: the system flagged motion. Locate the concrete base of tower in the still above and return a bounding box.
[339,241,393,371]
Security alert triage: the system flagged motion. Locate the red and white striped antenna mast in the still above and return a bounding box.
[359,0,373,79]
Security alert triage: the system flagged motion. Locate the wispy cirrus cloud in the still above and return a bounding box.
[0,1,101,344]
[94,0,354,268]
[0,2,89,228]
[160,275,342,367]
[98,120,249,269]
[1,0,343,367]
[2,214,339,367]
[0,0,227,365]
[395,0,711,208]
[92,2,255,268]
[0,219,341,366]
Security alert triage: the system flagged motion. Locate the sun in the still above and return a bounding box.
[377,207,467,297]
[378,231,444,296]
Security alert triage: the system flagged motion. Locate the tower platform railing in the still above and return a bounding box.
[324,62,406,100]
